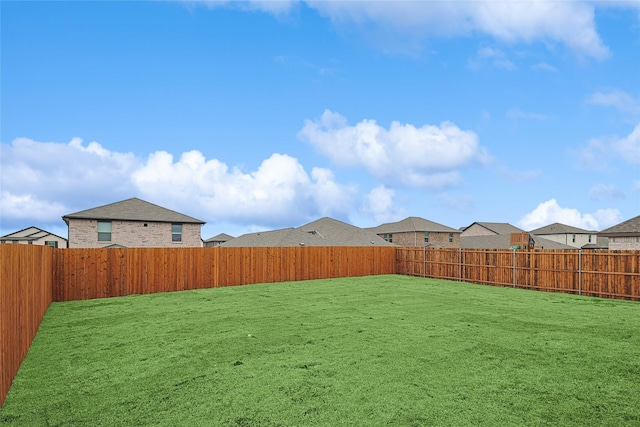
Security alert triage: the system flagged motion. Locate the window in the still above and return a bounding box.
[98,221,112,241]
[424,232,429,243]
[172,224,183,242]
[572,234,576,243]
[383,233,392,243]
[449,233,453,243]
[45,241,58,248]
[588,235,592,243]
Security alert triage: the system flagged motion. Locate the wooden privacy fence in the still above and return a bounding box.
[52,246,397,302]
[3,245,640,407]
[0,245,53,407]
[396,247,640,300]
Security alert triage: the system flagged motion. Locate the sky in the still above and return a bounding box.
[1,0,639,240]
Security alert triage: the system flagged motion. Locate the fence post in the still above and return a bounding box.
[423,246,426,278]
[578,249,582,296]
[512,249,516,288]
[458,247,462,281]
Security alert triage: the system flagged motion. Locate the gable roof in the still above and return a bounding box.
[529,222,592,235]
[204,233,235,243]
[599,215,640,237]
[220,228,339,247]
[62,198,204,224]
[1,226,67,242]
[298,217,393,246]
[461,234,575,250]
[221,217,395,247]
[367,216,460,234]
[463,222,524,235]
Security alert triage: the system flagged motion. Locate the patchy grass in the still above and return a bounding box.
[2,275,640,426]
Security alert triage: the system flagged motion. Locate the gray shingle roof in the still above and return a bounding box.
[220,228,341,247]
[599,215,640,237]
[221,217,394,247]
[464,222,524,235]
[461,234,575,250]
[1,226,67,242]
[367,216,460,234]
[298,217,393,246]
[529,222,592,235]
[204,233,234,243]
[62,198,204,224]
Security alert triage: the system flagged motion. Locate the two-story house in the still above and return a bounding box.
[62,198,205,248]
[366,216,461,248]
[599,215,640,250]
[0,226,68,248]
[528,223,599,249]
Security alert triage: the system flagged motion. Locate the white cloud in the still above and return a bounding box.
[518,199,622,231]
[0,137,140,224]
[361,185,406,224]
[131,150,355,226]
[588,184,626,201]
[306,1,610,58]
[0,137,355,230]
[180,0,295,15]
[176,0,617,58]
[0,193,68,223]
[298,110,488,188]
[587,90,640,117]
[613,123,640,165]
[577,124,640,168]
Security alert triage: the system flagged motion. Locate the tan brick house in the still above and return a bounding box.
[63,198,205,248]
[598,215,640,250]
[366,216,461,248]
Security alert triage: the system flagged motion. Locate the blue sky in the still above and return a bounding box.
[2,1,639,240]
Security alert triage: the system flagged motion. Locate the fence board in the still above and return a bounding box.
[396,247,640,300]
[0,245,53,407]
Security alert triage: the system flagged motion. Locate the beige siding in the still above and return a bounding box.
[68,219,202,248]
[537,233,596,248]
[380,231,460,248]
[608,236,640,250]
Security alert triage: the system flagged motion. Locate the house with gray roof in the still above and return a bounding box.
[62,197,205,248]
[221,217,393,247]
[460,222,524,237]
[461,234,575,250]
[599,215,640,250]
[529,223,599,249]
[204,233,235,247]
[1,226,68,248]
[366,216,461,248]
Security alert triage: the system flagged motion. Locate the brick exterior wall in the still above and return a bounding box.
[68,219,202,248]
[608,236,640,250]
[380,231,460,248]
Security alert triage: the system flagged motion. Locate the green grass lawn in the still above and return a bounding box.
[2,275,640,426]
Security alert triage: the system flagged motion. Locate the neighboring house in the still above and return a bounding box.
[221,217,394,247]
[366,216,461,248]
[529,223,599,249]
[62,198,205,248]
[598,215,640,250]
[462,233,575,250]
[460,222,524,237]
[203,233,235,247]
[220,228,335,247]
[0,226,68,248]
[298,217,393,246]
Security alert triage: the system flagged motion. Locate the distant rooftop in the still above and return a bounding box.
[367,216,459,234]
[63,197,204,224]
